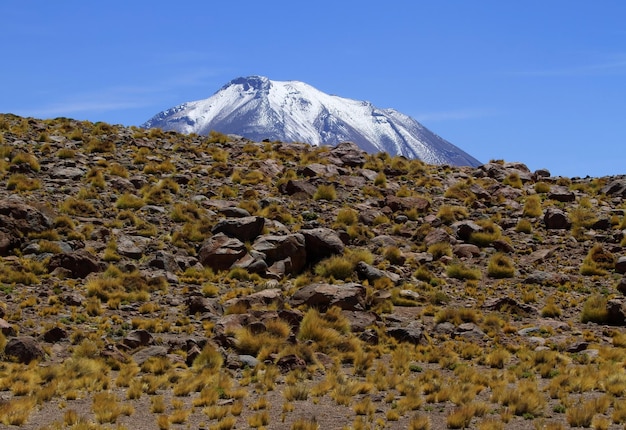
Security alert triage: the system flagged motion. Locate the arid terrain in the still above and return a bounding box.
[1,113,626,429]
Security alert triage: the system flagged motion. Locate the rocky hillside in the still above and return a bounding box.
[1,113,626,429]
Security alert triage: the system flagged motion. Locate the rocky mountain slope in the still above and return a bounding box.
[1,113,626,429]
[142,76,481,167]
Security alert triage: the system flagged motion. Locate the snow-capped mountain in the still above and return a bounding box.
[143,76,481,167]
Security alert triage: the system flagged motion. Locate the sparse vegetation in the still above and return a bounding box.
[0,113,622,430]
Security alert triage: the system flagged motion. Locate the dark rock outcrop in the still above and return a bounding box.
[289,282,366,311]
[4,336,46,363]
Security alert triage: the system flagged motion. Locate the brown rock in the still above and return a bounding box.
[289,282,366,311]
[116,234,149,259]
[198,233,247,271]
[606,299,626,325]
[616,257,626,274]
[276,354,307,372]
[4,336,46,363]
[341,310,379,332]
[299,163,341,178]
[43,326,67,343]
[0,199,52,233]
[211,216,265,242]
[123,329,154,349]
[453,244,480,258]
[617,278,626,295]
[47,250,100,279]
[548,187,576,202]
[222,288,283,310]
[386,322,424,344]
[329,141,366,167]
[544,208,571,230]
[252,233,306,274]
[280,179,317,197]
[602,179,626,197]
[0,318,16,336]
[384,195,430,213]
[131,346,168,365]
[301,228,345,263]
[424,228,456,247]
[186,295,223,316]
[452,220,483,241]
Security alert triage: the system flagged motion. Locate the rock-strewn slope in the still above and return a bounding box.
[1,113,626,429]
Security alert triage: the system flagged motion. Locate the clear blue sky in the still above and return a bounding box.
[2,1,625,178]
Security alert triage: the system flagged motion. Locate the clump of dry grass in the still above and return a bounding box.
[446,261,481,280]
[487,253,515,278]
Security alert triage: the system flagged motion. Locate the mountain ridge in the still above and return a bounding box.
[143,76,481,167]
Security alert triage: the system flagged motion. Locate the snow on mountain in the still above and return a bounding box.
[142,76,481,167]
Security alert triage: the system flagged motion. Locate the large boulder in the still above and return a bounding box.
[606,299,626,325]
[601,179,626,197]
[329,142,366,167]
[122,329,154,349]
[615,256,626,274]
[424,228,456,247]
[386,321,425,345]
[185,295,223,316]
[452,220,483,241]
[116,234,150,259]
[279,180,317,197]
[548,187,576,203]
[0,199,52,255]
[0,199,52,233]
[384,195,430,213]
[301,228,344,263]
[252,234,306,274]
[47,250,101,279]
[198,233,247,271]
[211,216,265,242]
[544,208,571,230]
[147,250,181,273]
[289,282,366,311]
[355,261,400,284]
[4,336,46,363]
[223,288,283,310]
[299,163,343,178]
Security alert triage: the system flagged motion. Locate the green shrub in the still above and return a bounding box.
[541,297,562,318]
[580,294,608,323]
[503,173,522,188]
[206,130,229,144]
[374,172,387,187]
[580,244,614,276]
[314,256,354,280]
[313,184,337,201]
[515,219,532,233]
[446,262,481,280]
[534,182,551,193]
[522,195,543,217]
[314,249,373,281]
[11,152,40,172]
[383,246,405,265]
[6,174,40,191]
[335,207,358,227]
[469,220,501,247]
[116,194,144,211]
[487,253,515,278]
[437,205,468,224]
[444,181,476,203]
[61,197,96,216]
[428,242,452,259]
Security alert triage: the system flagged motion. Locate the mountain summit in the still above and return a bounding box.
[143,76,481,167]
